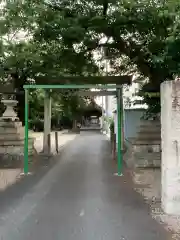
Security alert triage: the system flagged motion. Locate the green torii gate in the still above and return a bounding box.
[0,76,131,176]
[23,76,131,176]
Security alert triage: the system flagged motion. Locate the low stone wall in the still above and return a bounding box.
[123,120,161,169]
[124,142,161,168]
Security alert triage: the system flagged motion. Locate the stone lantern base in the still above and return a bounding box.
[0,121,34,152]
[0,99,35,164]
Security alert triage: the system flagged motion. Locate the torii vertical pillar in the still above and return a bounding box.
[43,90,52,154]
[161,80,180,214]
[101,96,104,132]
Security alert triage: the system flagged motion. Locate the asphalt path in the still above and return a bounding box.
[0,132,169,240]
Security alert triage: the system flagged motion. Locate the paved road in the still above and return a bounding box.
[0,131,76,192]
[0,132,169,240]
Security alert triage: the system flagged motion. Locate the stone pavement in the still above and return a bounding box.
[0,131,76,191]
[0,132,171,240]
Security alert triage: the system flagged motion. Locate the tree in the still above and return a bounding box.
[15,0,177,81]
[0,1,99,123]
[2,0,180,115]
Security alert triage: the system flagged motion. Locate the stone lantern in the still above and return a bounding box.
[0,82,35,162]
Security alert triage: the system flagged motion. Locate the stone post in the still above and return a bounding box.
[105,95,109,133]
[161,80,180,214]
[43,90,51,154]
[101,96,104,132]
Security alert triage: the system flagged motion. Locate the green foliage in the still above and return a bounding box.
[1,0,180,116]
[2,0,180,81]
[103,115,113,124]
[28,88,93,129]
[29,89,45,120]
[29,119,44,132]
[0,1,99,123]
[109,121,114,133]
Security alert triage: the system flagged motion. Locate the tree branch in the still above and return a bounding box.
[102,0,109,16]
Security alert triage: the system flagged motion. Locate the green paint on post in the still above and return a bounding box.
[117,88,122,176]
[24,89,29,174]
[121,91,124,150]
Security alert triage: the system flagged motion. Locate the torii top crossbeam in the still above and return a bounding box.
[0,75,132,93]
[34,75,132,85]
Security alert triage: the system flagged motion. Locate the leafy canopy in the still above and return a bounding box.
[3,0,180,82]
[1,0,180,118]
